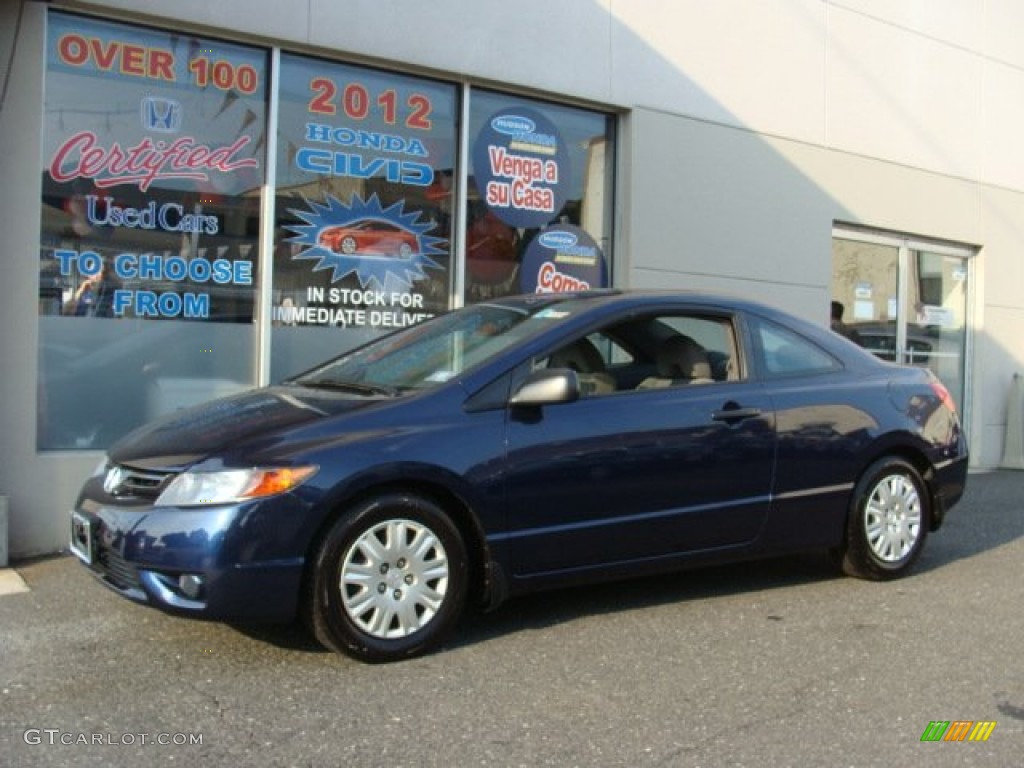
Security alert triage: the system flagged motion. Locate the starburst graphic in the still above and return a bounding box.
[286,194,446,289]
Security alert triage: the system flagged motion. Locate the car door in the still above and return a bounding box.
[500,311,776,576]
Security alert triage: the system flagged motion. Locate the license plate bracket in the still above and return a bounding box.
[69,510,95,565]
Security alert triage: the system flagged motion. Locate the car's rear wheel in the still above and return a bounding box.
[842,457,930,580]
[308,493,467,662]
[341,236,357,254]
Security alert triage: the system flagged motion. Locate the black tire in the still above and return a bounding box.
[308,493,467,662]
[841,457,930,580]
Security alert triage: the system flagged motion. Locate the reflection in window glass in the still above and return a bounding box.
[913,250,967,410]
[295,302,554,392]
[466,90,614,302]
[271,55,458,382]
[38,13,266,449]
[756,320,838,376]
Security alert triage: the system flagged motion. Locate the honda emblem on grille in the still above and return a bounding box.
[103,466,126,495]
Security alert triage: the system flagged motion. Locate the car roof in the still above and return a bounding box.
[484,288,806,324]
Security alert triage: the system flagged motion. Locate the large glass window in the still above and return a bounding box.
[38,12,618,448]
[465,90,614,302]
[270,55,458,381]
[39,13,267,449]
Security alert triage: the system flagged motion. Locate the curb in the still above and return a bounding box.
[0,568,30,596]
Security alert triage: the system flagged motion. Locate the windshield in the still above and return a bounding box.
[293,301,565,393]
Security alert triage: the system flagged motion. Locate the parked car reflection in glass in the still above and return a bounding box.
[848,321,936,365]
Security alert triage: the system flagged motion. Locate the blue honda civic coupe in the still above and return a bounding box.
[70,290,968,662]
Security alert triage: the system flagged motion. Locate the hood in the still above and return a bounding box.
[107,385,381,469]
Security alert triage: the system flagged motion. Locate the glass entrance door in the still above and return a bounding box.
[831,236,901,360]
[831,229,972,421]
[908,248,968,410]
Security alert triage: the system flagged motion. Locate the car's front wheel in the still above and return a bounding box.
[841,457,930,580]
[308,493,467,662]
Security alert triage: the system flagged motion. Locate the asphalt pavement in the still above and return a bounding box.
[1,470,1022,767]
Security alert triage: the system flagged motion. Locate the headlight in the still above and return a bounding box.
[155,466,318,507]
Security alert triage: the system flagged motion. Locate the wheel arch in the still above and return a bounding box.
[851,438,940,530]
[839,445,935,580]
[301,475,498,617]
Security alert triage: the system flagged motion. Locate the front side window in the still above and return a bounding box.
[540,313,740,396]
[39,13,267,449]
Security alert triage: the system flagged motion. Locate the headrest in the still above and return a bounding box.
[549,338,605,373]
[656,336,712,380]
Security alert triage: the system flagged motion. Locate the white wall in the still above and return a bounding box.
[626,110,837,320]
[0,2,99,557]
[975,186,1024,465]
[607,1,1024,192]
[609,0,828,144]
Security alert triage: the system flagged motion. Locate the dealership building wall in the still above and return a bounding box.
[3,0,1024,557]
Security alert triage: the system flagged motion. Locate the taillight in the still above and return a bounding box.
[929,375,956,414]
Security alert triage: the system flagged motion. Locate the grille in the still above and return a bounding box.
[105,465,174,499]
[96,547,141,591]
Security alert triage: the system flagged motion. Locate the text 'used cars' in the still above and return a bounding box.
[70,291,968,662]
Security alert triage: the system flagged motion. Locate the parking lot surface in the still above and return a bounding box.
[1,470,1022,767]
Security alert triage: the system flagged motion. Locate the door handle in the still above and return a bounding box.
[711,405,762,424]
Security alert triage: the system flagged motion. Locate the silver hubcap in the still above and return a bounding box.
[340,519,449,639]
[864,473,922,562]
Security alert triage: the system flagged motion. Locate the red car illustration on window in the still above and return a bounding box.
[318,220,419,259]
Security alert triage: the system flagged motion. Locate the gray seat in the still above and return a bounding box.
[637,335,714,389]
[547,338,616,396]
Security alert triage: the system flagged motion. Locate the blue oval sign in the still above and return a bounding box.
[472,106,570,229]
[538,231,578,249]
[491,115,536,136]
[521,224,606,294]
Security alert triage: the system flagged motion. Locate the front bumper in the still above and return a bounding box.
[69,502,304,622]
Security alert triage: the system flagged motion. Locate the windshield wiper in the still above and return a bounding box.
[299,379,401,397]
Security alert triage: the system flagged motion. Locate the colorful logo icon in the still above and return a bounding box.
[920,720,997,742]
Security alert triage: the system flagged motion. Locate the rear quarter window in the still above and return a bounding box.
[753,318,841,377]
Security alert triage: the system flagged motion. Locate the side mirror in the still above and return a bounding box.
[509,369,580,407]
